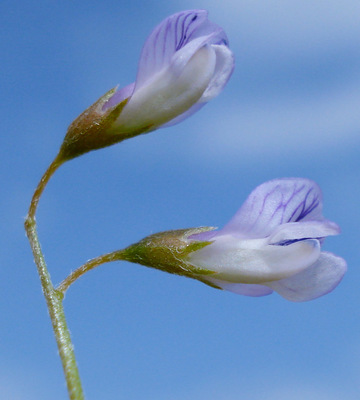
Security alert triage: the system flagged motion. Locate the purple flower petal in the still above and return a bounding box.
[135,10,228,90]
[161,103,206,128]
[103,10,233,132]
[268,220,340,245]
[188,178,345,301]
[161,44,234,127]
[199,44,234,102]
[265,252,347,302]
[221,178,324,239]
[205,277,273,297]
[113,44,217,133]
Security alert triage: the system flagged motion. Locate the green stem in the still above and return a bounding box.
[25,156,84,400]
[57,250,126,294]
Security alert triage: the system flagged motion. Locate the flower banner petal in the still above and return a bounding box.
[135,10,227,90]
[221,178,324,239]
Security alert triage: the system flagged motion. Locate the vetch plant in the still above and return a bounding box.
[24,9,346,400]
[24,10,233,400]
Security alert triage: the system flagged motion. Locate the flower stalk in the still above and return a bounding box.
[57,251,127,294]
[25,162,84,400]
[57,228,217,294]
[27,154,64,221]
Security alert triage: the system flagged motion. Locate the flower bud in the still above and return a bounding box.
[58,10,234,161]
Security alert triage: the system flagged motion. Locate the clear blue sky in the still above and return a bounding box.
[1,1,360,399]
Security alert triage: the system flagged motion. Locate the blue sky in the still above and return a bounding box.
[1,0,360,399]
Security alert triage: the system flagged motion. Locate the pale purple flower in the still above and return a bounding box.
[59,10,234,160]
[103,10,234,133]
[188,178,346,302]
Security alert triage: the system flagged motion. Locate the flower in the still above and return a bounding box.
[59,10,234,160]
[187,178,346,302]
[103,9,234,132]
[121,178,346,302]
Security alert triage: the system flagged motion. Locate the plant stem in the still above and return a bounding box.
[57,251,125,294]
[27,154,64,221]
[25,157,85,400]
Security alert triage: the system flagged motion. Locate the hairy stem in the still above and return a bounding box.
[58,251,126,294]
[27,154,64,221]
[25,157,84,400]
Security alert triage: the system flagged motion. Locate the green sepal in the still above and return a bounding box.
[120,227,218,280]
[58,87,129,161]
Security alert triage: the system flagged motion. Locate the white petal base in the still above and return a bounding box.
[188,235,321,283]
[114,45,216,132]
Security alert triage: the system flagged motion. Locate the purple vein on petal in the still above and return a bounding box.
[220,179,325,238]
[135,11,207,90]
[295,187,321,221]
